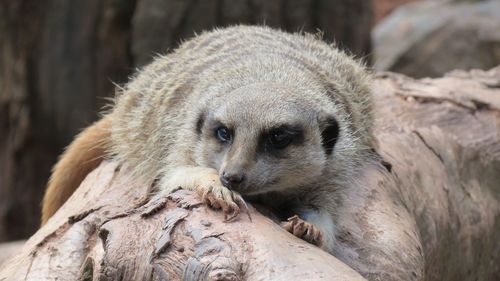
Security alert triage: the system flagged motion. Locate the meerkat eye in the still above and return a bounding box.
[267,129,293,149]
[215,126,231,143]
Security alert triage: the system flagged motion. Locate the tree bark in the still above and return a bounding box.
[1,66,499,280]
[0,241,25,266]
[0,162,366,280]
[0,0,373,243]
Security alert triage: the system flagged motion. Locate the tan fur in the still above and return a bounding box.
[41,117,111,224]
[42,26,376,255]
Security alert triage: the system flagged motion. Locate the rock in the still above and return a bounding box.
[373,0,500,78]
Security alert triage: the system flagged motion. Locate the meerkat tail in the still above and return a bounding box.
[41,116,111,225]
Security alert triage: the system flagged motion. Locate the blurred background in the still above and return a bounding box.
[0,0,499,242]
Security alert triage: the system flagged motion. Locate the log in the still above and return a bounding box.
[1,66,499,280]
[0,241,25,266]
[0,162,365,280]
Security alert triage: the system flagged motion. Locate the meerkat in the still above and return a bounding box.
[41,25,375,254]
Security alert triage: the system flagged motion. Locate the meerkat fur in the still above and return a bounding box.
[42,25,376,254]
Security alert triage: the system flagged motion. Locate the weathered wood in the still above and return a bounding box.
[371,67,500,280]
[0,241,25,266]
[1,67,499,280]
[0,162,365,280]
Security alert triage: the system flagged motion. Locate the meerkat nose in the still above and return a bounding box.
[220,171,246,189]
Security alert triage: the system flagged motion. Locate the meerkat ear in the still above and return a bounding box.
[318,113,340,156]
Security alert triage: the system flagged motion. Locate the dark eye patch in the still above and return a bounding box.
[268,129,293,149]
[261,125,304,154]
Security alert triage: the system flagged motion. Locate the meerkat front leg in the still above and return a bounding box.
[160,166,247,221]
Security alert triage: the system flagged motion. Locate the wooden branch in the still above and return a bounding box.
[0,241,25,266]
[1,66,499,280]
[0,162,364,280]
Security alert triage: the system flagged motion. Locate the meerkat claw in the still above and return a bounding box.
[233,194,252,222]
[223,193,252,222]
[282,215,324,247]
[224,209,240,222]
[197,184,252,222]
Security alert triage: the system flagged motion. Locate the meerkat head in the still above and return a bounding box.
[193,82,341,195]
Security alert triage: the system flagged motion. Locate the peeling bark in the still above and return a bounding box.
[1,67,499,280]
[0,162,365,280]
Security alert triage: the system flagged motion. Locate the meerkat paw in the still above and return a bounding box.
[196,184,248,221]
[281,215,324,247]
[160,166,251,221]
